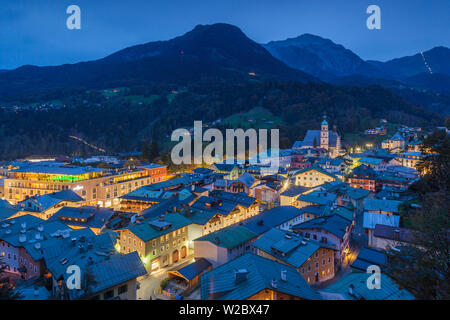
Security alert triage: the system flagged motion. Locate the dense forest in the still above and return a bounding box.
[0,80,444,160]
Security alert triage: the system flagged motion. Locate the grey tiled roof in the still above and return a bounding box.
[200,253,322,300]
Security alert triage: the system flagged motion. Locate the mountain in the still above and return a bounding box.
[368,46,450,79]
[402,73,450,94]
[0,24,316,99]
[0,81,441,160]
[264,34,450,96]
[263,34,385,81]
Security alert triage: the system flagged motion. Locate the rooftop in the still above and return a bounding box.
[364,198,402,213]
[363,212,400,230]
[292,214,351,239]
[253,228,335,268]
[195,225,257,249]
[200,253,322,300]
[280,185,311,197]
[169,258,212,281]
[373,224,414,243]
[322,272,414,300]
[351,247,387,272]
[127,213,191,242]
[49,206,115,230]
[240,206,306,235]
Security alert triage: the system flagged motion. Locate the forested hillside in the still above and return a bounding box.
[0,81,442,160]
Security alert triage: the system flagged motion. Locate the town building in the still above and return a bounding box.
[293,116,342,158]
[292,167,337,188]
[12,189,84,220]
[209,163,242,180]
[0,214,75,279]
[347,165,378,192]
[47,206,116,234]
[194,206,308,267]
[372,224,414,250]
[320,181,370,214]
[118,213,191,273]
[356,157,388,171]
[280,186,312,206]
[363,212,400,247]
[292,214,352,264]
[364,198,402,215]
[189,191,260,234]
[321,272,414,300]
[394,152,427,170]
[200,253,322,300]
[350,246,387,273]
[315,158,347,174]
[295,190,337,209]
[253,228,336,284]
[381,132,406,152]
[194,225,257,268]
[43,231,146,300]
[3,162,167,207]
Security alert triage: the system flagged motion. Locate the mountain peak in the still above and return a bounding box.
[0,23,316,97]
[263,33,381,80]
[190,23,245,34]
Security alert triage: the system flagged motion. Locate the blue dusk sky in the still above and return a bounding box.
[0,0,449,69]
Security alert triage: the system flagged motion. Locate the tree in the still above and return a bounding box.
[149,140,159,162]
[313,137,318,148]
[415,129,450,192]
[142,140,159,162]
[386,130,450,299]
[79,269,99,300]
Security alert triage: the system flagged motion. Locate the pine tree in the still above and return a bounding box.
[386,130,450,299]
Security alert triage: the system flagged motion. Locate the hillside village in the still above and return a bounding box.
[0,121,447,301]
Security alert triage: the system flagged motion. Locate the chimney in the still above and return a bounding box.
[214,237,220,244]
[348,284,355,296]
[280,270,287,282]
[19,234,27,243]
[271,279,278,288]
[234,269,249,284]
[394,229,400,241]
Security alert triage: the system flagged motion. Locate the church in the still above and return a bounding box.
[293,116,342,158]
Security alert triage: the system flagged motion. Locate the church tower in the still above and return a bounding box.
[320,115,329,150]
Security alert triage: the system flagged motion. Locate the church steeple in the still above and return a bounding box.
[320,114,329,149]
